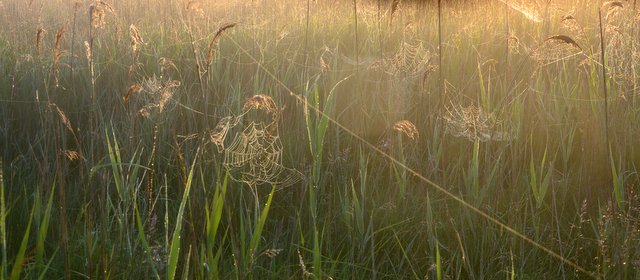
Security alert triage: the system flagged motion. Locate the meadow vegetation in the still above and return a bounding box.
[0,0,639,279]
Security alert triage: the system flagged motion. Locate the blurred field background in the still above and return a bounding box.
[0,0,639,278]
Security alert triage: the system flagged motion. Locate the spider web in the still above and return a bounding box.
[210,98,303,188]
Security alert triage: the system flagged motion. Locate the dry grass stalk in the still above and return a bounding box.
[129,24,144,58]
[48,103,74,133]
[544,35,582,51]
[261,248,283,258]
[61,150,82,161]
[602,1,624,10]
[123,84,143,105]
[392,120,419,140]
[84,41,94,86]
[89,0,115,29]
[52,25,67,88]
[532,34,585,64]
[389,0,401,26]
[297,249,314,278]
[36,28,46,56]
[206,23,237,68]
[319,55,329,72]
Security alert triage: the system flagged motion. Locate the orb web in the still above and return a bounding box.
[442,105,515,142]
[210,95,303,188]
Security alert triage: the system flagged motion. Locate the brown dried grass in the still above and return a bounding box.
[52,25,67,88]
[89,0,115,29]
[243,94,278,116]
[389,0,401,26]
[36,28,46,56]
[544,35,582,51]
[129,24,144,57]
[206,23,237,68]
[123,84,143,106]
[392,120,419,140]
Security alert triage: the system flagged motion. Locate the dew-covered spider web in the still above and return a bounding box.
[210,95,303,188]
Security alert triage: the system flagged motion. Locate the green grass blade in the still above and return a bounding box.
[610,148,624,210]
[205,173,227,277]
[529,155,539,205]
[1,159,6,278]
[471,139,480,201]
[105,128,124,201]
[315,74,349,165]
[37,247,58,280]
[9,202,34,280]
[180,246,192,280]
[393,231,419,280]
[167,150,198,280]
[208,174,227,247]
[312,226,322,279]
[248,185,276,261]
[36,183,55,270]
[436,242,442,280]
[135,193,160,279]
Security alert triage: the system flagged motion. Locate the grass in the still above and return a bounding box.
[1,0,640,279]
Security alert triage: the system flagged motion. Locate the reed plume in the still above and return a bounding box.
[36,28,46,57]
[389,0,401,26]
[129,24,143,55]
[544,35,582,51]
[392,120,419,140]
[89,0,115,29]
[206,23,237,72]
[52,25,67,88]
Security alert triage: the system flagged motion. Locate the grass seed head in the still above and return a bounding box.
[123,84,143,105]
[243,94,278,116]
[545,35,582,51]
[36,28,46,56]
[52,25,67,88]
[207,23,237,67]
[89,0,115,29]
[390,0,401,26]
[129,24,144,57]
[61,150,82,161]
[392,120,419,140]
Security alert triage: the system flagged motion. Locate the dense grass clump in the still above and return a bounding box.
[1,0,639,279]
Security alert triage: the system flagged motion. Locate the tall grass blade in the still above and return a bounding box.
[135,190,160,279]
[0,159,6,278]
[9,203,34,280]
[37,248,58,280]
[180,246,192,280]
[248,185,276,262]
[167,149,199,280]
[205,173,227,277]
[313,226,322,279]
[436,242,442,280]
[36,183,55,270]
[610,148,624,210]
[105,129,124,202]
